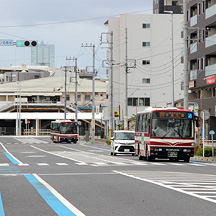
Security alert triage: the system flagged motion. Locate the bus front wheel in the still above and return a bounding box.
[146,146,152,161]
[138,145,144,160]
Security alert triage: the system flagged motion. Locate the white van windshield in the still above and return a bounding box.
[115,132,134,140]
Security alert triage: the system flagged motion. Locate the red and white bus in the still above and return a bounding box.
[135,107,196,162]
[50,120,79,144]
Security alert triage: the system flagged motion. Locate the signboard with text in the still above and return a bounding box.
[0,39,13,46]
[206,76,215,85]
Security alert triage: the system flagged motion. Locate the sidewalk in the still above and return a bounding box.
[192,156,216,162]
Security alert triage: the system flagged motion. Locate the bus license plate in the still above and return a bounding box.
[168,152,178,157]
[124,149,130,152]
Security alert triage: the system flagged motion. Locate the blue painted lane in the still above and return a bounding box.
[0,193,5,216]
[4,152,20,164]
[24,174,77,216]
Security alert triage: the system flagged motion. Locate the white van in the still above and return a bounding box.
[110,130,135,156]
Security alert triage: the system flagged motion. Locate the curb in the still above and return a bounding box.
[192,156,216,162]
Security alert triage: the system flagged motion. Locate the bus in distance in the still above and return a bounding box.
[135,107,196,162]
[50,120,78,144]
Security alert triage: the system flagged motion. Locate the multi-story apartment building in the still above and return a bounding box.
[31,41,55,67]
[105,13,184,122]
[187,0,216,137]
[153,0,183,14]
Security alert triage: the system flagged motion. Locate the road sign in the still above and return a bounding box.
[27,120,30,124]
[0,39,13,46]
[209,130,215,136]
[200,110,210,120]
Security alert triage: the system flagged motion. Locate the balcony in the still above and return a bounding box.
[206,3,216,19]
[205,33,216,48]
[205,63,216,76]
[190,69,197,80]
[190,42,197,53]
[190,15,197,27]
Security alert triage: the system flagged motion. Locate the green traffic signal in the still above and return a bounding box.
[16,40,37,47]
[16,40,24,47]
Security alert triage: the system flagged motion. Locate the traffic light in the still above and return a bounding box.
[16,40,37,47]
[114,111,119,117]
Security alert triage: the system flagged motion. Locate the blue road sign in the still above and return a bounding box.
[209,130,215,136]
[0,39,13,46]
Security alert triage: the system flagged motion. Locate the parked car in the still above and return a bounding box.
[110,130,135,156]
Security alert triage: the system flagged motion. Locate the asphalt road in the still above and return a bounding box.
[0,136,216,216]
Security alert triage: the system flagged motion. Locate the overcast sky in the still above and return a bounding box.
[0,0,153,78]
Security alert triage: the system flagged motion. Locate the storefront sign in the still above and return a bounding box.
[206,76,215,85]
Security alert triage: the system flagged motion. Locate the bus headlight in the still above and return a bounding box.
[183,149,191,152]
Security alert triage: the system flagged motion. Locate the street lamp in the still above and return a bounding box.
[164,11,174,107]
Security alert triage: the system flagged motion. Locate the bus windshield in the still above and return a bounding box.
[115,132,135,140]
[151,118,194,139]
[60,123,78,134]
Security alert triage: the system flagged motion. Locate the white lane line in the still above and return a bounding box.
[29,174,86,216]
[0,142,24,165]
[56,163,68,166]
[31,145,85,164]
[0,163,9,166]
[18,164,29,166]
[26,155,46,158]
[37,163,49,166]
[75,162,88,166]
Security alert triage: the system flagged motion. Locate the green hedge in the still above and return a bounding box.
[195,147,216,157]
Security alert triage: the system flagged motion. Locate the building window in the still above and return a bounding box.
[142,42,150,47]
[85,95,91,101]
[142,23,150,28]
[66,95,70,101]
[128,97,150,106]
[142,60,150,65]
[145,98,150,106]
[142,78,150,84]
[77,95,81,101]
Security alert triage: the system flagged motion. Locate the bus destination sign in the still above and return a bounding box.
[153,111,193,119]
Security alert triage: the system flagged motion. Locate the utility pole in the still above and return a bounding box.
[64,65,67,120]
[100,31,114,138]
[183,0,188,110]
[75,57,78,122]
[124,28,128,130]
[81,43,96,143]
[65,57,73,120]
[164,11,174,107]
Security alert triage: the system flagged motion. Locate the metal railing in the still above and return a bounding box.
[24,129,50,136]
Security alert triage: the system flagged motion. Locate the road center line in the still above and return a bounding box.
[24,174,85,216]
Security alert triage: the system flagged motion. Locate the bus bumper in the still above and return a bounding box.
[149,147,194,160]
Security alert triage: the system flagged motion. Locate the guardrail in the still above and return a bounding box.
[24,129,50,136]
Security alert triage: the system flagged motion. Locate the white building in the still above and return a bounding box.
[105,13,184,120]
[31,41,55,67]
